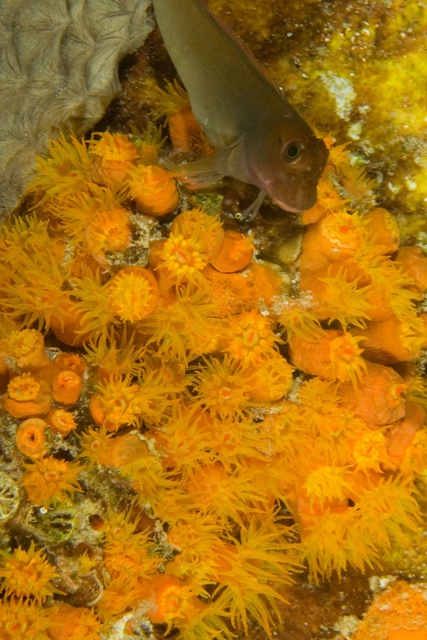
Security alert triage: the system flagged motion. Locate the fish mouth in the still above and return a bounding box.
[266,179,317,213]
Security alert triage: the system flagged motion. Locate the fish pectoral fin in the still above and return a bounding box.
[241,189,266,220]
[171,143,238,187]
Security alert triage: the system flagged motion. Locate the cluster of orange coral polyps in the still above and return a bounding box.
[297,200,426,364]
[0,329,85,506]
[150,208,225,288]
[3,126,427,639]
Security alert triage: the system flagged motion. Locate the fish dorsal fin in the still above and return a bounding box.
[201,1,279,94]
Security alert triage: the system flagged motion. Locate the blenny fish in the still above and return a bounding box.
[152,0,328,215]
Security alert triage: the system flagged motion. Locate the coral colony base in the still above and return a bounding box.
[1,90,427,640]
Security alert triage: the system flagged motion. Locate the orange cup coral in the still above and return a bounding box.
[125,164,179,216]
[89,131,139,188]
[22,457,82,506]
[107,266,159,323]
[2,372,52,418]
[289,329,367,384]
[52,370,83,405]
[210,230,254,273]
[0,540,60,603]
[339,361,407,426]
[0,328,50,371]
[15,418,47,459]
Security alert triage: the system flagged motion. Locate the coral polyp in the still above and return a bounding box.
[0,541,60,602]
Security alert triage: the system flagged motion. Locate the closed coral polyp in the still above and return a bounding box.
[300,209,368,273]
[210,230,254,273]
[48,408,77,436]
[146,574,197,629]
[16,418,47,459]
[54,370,82,404]
[52,370,83,405]
[3,372,52,418]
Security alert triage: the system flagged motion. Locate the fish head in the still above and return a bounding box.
[248,119,329,213]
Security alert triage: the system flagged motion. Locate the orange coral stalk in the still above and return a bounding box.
[84,206,131,265]
[386,401,426,469]
[52,370,83,405]
[50,296,92,347]
[168,105,204,151]
[364,207,400,254]
[16,418,47,459]
[289,329,366,384]
[89,131,139,188]
[354,581,427,640]
[352,313,425,364]
[0,357,9,394]
[2,372,52,418]
[396,245,427,292]
[107,266,159,322]
[46,602,102,640]
[339,361,407,426]
[209,230,254,273]
[299,209,368,273]
[53,352,87,377]
[96,432,150,467]
[125,164,179,216]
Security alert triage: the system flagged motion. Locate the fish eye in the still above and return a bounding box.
[283,141,302,163]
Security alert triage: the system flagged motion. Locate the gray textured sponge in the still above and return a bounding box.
[0,0,153,217]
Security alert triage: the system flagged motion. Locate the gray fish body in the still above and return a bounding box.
[153,0,328,213]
